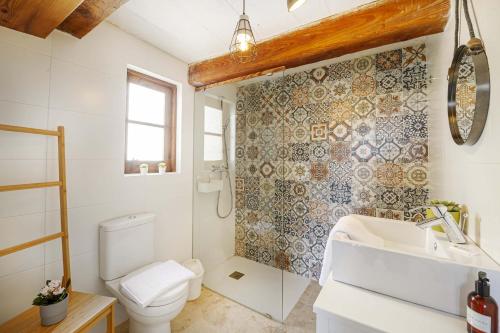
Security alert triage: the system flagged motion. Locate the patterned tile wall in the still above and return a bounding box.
[235,44,429,279]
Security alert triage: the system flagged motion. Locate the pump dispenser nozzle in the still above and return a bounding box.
[476,271,491,297]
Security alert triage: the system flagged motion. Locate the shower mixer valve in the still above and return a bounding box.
[211,165,228,173]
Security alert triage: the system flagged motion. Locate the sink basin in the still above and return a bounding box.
[330,214,500,317]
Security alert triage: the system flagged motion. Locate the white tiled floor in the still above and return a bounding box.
[202,255,310,321]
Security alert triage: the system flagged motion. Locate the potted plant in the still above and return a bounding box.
[139,163,149,175]
[33,279,68,326]
[158,162,167,175]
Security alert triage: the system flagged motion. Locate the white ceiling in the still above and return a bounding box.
[108,0,375,64]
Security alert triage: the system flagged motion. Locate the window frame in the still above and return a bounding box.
[203,105,224,162]
[125,69,177,174]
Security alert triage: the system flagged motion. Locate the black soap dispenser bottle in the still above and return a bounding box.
[467,271,498,333]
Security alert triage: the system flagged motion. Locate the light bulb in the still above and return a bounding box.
[237,32,251,43]
[239,41,249,51]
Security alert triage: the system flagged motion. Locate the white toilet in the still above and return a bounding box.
[99,213,189,333]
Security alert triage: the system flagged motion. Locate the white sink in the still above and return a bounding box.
[330,214,500,317]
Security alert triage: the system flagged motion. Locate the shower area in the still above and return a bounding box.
[193,44,429,321]
[192,73,312,321]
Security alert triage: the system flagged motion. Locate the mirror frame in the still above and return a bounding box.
[447,41,490,145]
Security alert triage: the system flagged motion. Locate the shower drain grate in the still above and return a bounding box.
[229,271,245,280]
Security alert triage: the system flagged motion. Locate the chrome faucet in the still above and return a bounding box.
[410,205,467,244]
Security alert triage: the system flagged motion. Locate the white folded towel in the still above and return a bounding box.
[319,217,384,286]
[120,260,195,308]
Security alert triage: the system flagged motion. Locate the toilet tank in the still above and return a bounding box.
[99,213,155,281]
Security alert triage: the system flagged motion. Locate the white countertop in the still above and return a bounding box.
[313,276,466,333]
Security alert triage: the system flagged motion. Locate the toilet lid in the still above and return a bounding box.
[142,281,188,307]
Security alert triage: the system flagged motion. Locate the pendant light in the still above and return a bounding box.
[229,0,257,63]
[287,0,308,12]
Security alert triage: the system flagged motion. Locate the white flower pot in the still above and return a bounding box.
[139,166,148,175]
[158,166,167,174]
[39,295,68,326]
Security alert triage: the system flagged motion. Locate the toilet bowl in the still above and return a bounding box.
[99,213,191,333]
[105,275,189,333]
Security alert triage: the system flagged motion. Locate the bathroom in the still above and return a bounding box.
[0,0,499,332]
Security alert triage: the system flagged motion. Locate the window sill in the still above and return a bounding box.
[124,172,178,177]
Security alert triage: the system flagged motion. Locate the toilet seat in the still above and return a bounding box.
[106,278,189,317]
[145,282,187,307]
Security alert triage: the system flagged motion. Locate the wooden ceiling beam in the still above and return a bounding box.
[0,0,84,38]
[57,0,129,38]
[188,0,450,88]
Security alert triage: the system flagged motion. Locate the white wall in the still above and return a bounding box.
[428,0,500,263]
[0,22,194,327]
[193,85,237,271]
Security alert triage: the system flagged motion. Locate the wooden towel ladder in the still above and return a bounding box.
[0,124,117,333]
[0,124,71,288]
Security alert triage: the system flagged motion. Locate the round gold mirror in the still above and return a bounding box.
[448,40,490,145]
[447,0,490,145]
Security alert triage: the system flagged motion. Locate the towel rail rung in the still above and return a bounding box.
[0,181,62,192]
[0,232,65,257]
[0,124,60,136]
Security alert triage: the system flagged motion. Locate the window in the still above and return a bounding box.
[125,69,177,174]
[204,106,223,161]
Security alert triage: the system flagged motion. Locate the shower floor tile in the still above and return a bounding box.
[202,255,310,321]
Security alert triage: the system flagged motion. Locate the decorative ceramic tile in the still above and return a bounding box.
[376,208,404,220]
[376,50,402,71]
[376,186,404,210]
[403,44,427,67]
[403,112,428,141]
[376,69,403,95]
[331,204,352,223]
[310,181,331,203]
[376,162,405,187]
[259,161,276,178]
[401,138,428,163]
[310,122,329,142]
[352,140,377,163]
[376,116,405,145]
[311,66,329,83]
[330,141,351,162]
[331,80,351,98]
[404,162,428,187]
[235,44,429,279]
[404,90,428,114]
[352,117,376,142]
[329,160,352,183]
[290,143,310,162]
[403,187,429,211]
[376,93,403,117]
[352,56,375,75]
[353,161,375,184]
[403,62,427,91]
[330,180,352,204]
[310,162,329,182]
[329,60,353,80]
[353,207,376,217]
[328,120,351,141]
[310,141,330,162]
[353,97,376,119]
[352,74,376,97]
[377,139,403,163]
[352,183,377,208]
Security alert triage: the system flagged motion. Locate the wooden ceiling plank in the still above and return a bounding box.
[188,0,450,88]
[57,0,129,39]
[0,0,84,38]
